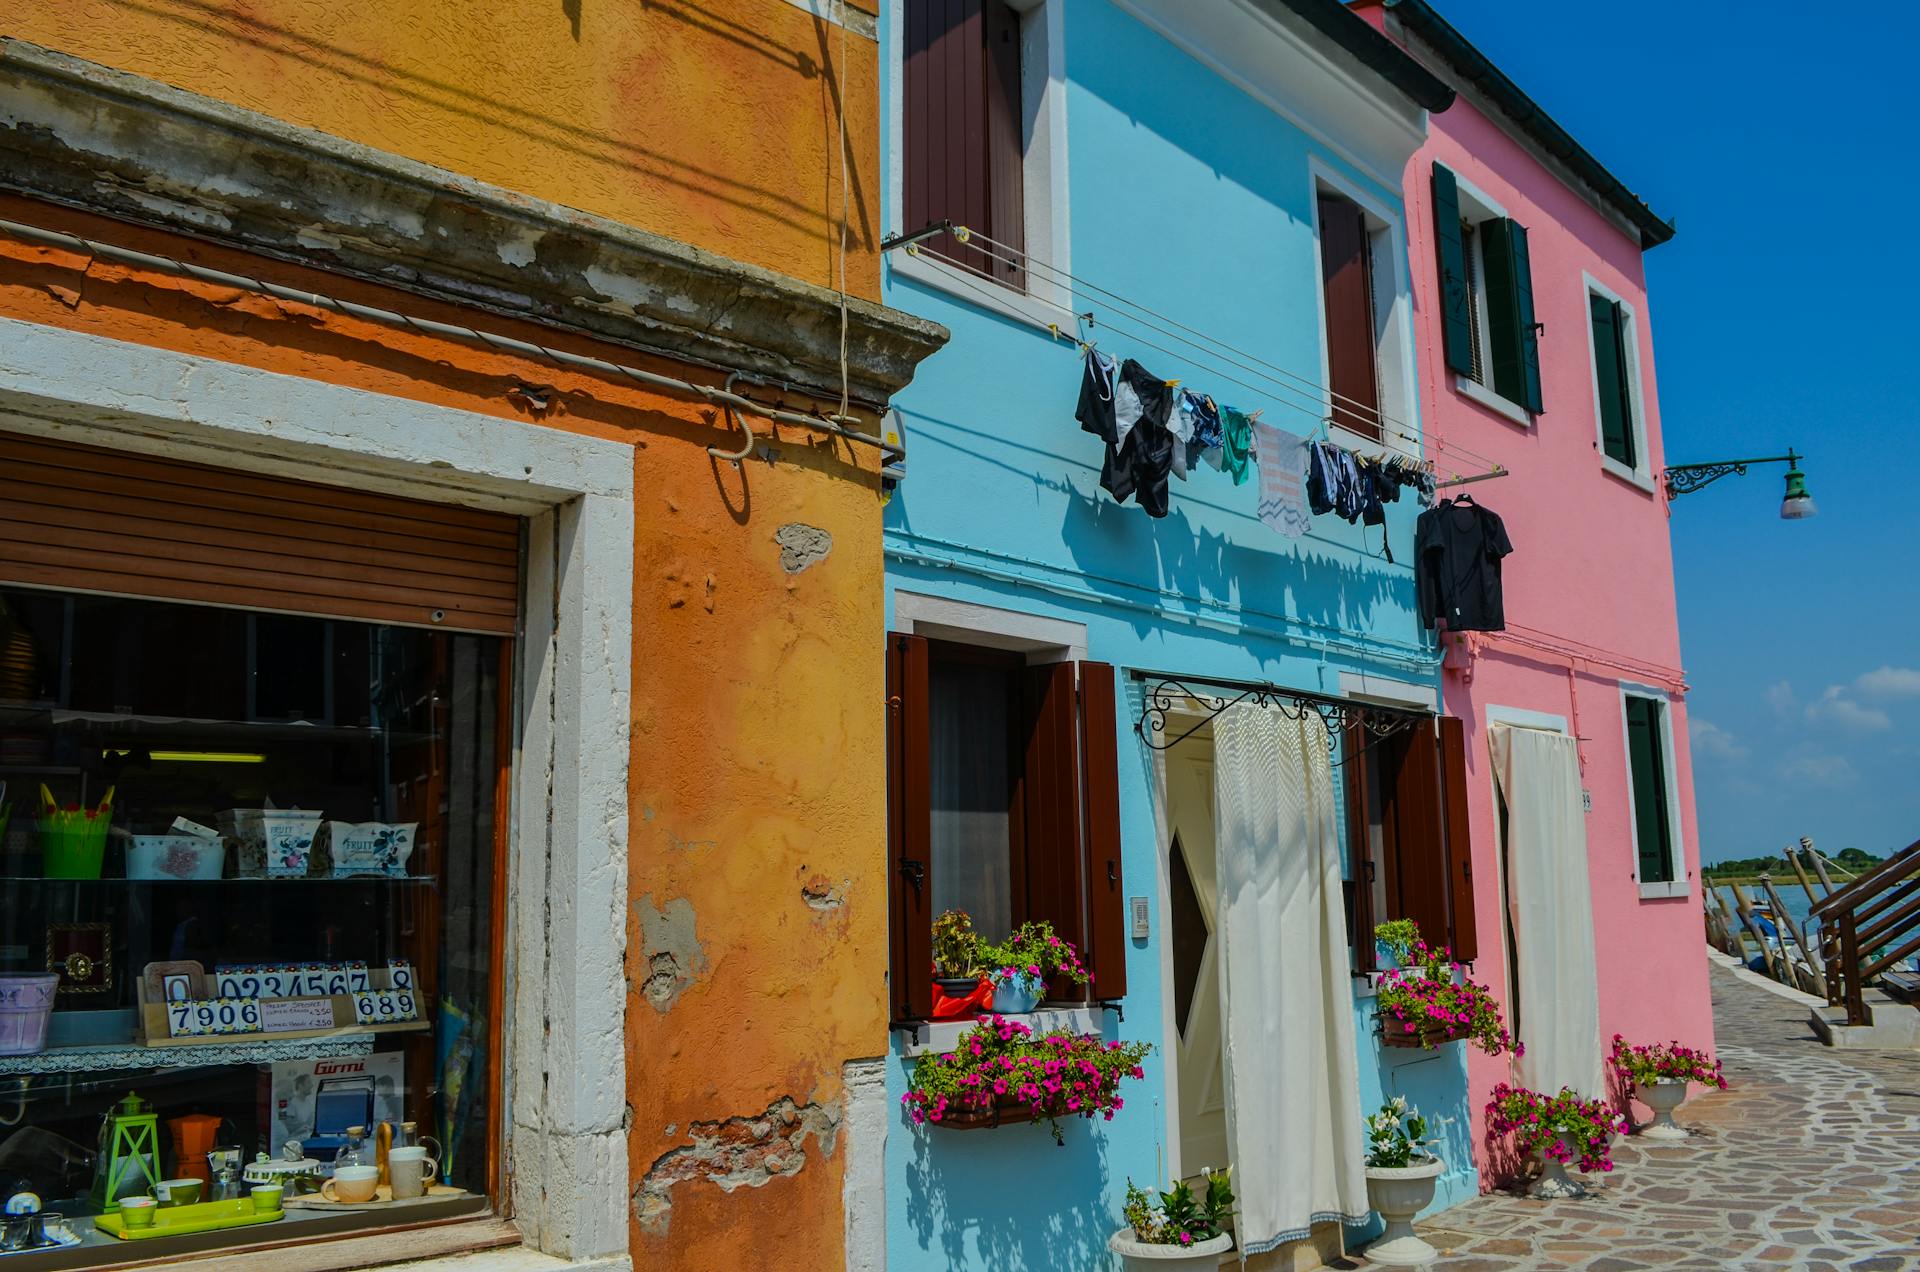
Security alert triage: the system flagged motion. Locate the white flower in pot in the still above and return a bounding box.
[1108,1167,1235,1270]
[1361,1098,1444,1267]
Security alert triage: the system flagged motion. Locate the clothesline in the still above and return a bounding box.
[919,224,1510,477]
[908,239,1506,485]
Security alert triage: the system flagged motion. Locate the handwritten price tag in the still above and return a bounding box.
[352,990,418,1025]
[167,998,263,1037]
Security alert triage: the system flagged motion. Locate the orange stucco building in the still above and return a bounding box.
[0,3,937,1269]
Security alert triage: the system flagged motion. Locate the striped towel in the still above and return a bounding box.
[1254,423,1312,538]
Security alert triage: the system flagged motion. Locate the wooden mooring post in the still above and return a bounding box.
[1731,882,1781,981]
[1761,873,1827,996]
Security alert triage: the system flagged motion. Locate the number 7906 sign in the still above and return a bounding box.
[168,998,263,1037]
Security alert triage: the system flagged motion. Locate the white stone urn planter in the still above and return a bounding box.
[1362,1156,1444,1266]
[1107,1229,1233,1270]
[1529,1133,1587,1199]
[1636,1078,1690,1140]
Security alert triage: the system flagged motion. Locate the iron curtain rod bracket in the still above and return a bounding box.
[1130,671,1428,756]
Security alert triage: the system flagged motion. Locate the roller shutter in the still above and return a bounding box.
[0,432,519,635]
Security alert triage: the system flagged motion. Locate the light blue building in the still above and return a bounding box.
[873,2,1482,1266]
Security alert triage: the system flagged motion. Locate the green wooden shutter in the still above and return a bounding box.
[1510,223,1543,413]
[1430,164,1475,377]
[1481,219,1541,412]
[1591,294,1636,467]
[1625,697,1674,884]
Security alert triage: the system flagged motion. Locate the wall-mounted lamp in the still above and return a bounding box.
[1664,448,1815,521]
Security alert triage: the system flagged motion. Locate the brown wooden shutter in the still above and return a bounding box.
[1344,721,1378,972]
[886,633,934,1021]
[1385,720,1452,956]
[982,0,1026,287]
[0,432,517,634]
[1317,191,1382,439]
[1437,716,1479,962]
[1077,661,1127,1001]
[902,0,1023,281]
[1021,661,1086,999]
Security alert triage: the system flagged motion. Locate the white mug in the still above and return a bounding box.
[321,1165,379,1204]
[387,1147,439,1200]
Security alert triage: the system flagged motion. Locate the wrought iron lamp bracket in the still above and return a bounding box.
[1663,460,1750,497]
[1135,676,1419,757]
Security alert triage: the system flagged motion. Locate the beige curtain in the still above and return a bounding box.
[1491,724,1604,1098]
[1213,705,1368,1252]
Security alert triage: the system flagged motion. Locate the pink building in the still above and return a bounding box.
[1355,0,1714,1174]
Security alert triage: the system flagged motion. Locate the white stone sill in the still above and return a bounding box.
[899,1006,1110,1057]
[1452,374,1533,428]
[387,1253,629,1272]
[889,249,1076,335]
[1600,454,1658,495]
[1638,879,1691,900]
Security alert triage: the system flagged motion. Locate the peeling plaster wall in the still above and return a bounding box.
[0,191,891,1268]
[4,0,883,297]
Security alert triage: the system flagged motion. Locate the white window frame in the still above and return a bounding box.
[1446,173,1533,428]
[884,0,1074,330]
[1308,156,1421,454]
[0,316,636,1267]
[1618,683,1689,900]
[1584,271,1655,492]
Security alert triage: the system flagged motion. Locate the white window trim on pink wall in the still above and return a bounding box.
[1617,682,1691,901]
[1583,270,1656,494]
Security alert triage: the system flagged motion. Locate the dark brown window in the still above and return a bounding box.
[1317,189,1383,439]
[1346,716,1477,968]
[902,0,1026,286]
[886,635,1126,1020]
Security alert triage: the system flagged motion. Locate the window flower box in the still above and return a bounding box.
[1379,1017,1474,1049]
[903,1014,1151,1144]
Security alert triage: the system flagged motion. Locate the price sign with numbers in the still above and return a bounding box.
[352,989,418,1025]
[168,997,263,1038]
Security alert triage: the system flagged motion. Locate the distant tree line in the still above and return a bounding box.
[1702,847,1883,879]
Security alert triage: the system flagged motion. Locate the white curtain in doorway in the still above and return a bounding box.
[1490,724,1605,1098]
[1212,704,1368,1252]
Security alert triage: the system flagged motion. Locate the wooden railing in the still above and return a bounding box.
[1810,837,1920,1026]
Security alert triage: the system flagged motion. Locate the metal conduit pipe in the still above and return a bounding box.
[0,217,907,464]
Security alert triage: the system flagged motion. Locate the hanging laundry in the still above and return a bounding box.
[1218,406,1255,486]
[1307,441,1365,522]
[1074,348,1118,443]
[1253,422,1312,539]
[1115,359,1176,517]
[1187,394,1225,452]
[1415,496,1513,632]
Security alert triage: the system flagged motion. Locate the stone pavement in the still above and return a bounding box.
[1346,960,1920,1271]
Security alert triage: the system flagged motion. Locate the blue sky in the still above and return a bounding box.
[1428,1,1920,862]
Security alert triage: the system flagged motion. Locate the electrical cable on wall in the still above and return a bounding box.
[0,218,905,464]
[900,230,1505,484]
[914,223,1509,475]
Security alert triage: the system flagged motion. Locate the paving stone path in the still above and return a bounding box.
[1348,960,1920,1271]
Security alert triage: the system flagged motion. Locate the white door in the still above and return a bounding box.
[1167,751,1229,1179]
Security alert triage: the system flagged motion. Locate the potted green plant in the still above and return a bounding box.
[1109,1168,1234,1268]
[1373,926,1520,1056]
[1485,1084,1627,1199]
[931,909,986,1000]
[1361,1098,1443,1267]
[1373,918,1420,968]
[902,1014,1150,1145]
[980,920,1090,1014]
[1609,1033,1726,1141]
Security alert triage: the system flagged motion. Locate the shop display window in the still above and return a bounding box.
[0,586,506,1261]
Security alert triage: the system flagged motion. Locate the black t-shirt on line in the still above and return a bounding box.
[1416,498,1513,632]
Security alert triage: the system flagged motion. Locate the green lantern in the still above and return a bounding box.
[89,1092,160,1211]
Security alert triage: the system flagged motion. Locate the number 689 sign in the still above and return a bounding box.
[352,990,418,1024]
[168,998,263,1037]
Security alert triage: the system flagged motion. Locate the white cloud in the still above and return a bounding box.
[1777,753,1859,787]
[1806,685,1892,732]
[1765,681,1798,715]
[1855,666,1920,699]
[1689,719,1748,763]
